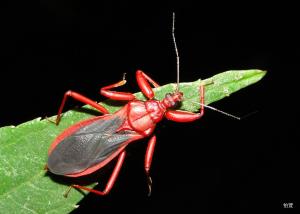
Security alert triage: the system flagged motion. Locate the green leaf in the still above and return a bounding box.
[0,69,266,213]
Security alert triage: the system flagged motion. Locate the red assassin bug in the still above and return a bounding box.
[47,70,204,196]
[46,13,238,197]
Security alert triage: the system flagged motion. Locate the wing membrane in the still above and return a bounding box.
[48,115,135,175]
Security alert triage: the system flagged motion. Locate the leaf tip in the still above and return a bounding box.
[261,69,267,76]
[256,69,267,80]
[243,69,267,83]
[255,69,267,74]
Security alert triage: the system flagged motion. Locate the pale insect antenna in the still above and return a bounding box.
[172,12,180,92]
[185,100,242,120]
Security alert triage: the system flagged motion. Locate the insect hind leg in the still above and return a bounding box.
[64,151,126,197]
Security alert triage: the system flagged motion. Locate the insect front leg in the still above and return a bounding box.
[145,135,157,196]
[165,85,205,122]
[100,76,136,101]
[65,151,126,197]
[136,70,160,99]
[55,91,110,125]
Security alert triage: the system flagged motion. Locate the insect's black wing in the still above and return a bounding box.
[48,115,136,175]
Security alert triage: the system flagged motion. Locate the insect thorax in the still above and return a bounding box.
[127,100,164,135]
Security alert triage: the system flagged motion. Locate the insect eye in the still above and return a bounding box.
[165,93,172,99]
[172,100,181,109]
[164,93,181,108]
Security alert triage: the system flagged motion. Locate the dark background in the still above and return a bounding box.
[1,1,298,213]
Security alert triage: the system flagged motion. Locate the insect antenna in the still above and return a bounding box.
[185,99,258,120]
[172,12,180,92]
[171,14,255,120]
[185,100,242,120]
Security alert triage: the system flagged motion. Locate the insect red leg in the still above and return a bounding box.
[165,85,205,122]
[136,70,160,99]
[144,135,156,196]
[100,79,136,101]
[70,151,126,196]
[55,91,109,124]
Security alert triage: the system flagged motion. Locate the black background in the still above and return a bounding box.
[1,1,298,213]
